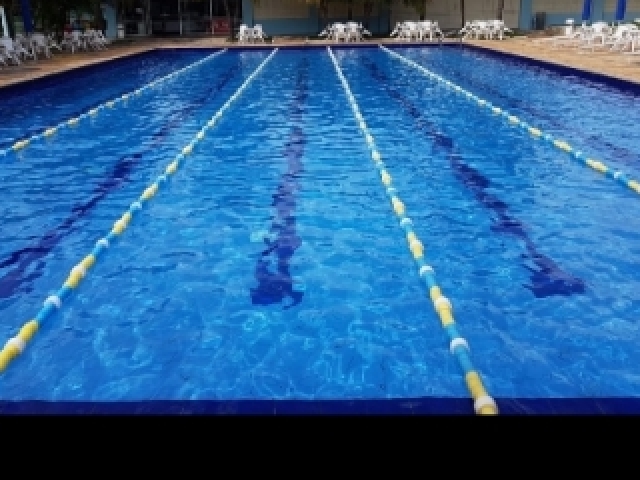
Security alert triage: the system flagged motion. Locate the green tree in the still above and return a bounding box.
[8,0,117,36]
[31,0,94,35]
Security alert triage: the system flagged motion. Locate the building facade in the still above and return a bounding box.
[8,0,640,39]
[132,0,640,36]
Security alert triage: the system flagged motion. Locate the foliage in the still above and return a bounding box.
[2,0,141,35]
[0,0,115,35]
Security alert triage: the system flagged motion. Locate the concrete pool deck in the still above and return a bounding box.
[1,35,640,89]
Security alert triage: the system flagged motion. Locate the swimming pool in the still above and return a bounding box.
[1,44,639,414]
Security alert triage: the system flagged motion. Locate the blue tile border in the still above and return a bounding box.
[1,397,639,414]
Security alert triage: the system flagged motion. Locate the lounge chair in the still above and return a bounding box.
[251,24,266,43]
[0,38,22,64]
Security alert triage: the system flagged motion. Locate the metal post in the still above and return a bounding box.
[179,0,182,35]
[146,0,151,34]
[0,6,9,38]
[184,0,189,35]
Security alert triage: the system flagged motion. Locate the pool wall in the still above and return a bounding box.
[1,396,639,414]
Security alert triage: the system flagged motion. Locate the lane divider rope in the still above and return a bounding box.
[327,47,498,415]
[1,48,228,157]
[0,48,278,374]
[380,45,640,198]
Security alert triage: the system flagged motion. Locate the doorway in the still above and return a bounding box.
[150,0,242,36]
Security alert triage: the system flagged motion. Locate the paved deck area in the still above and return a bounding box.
[1,35,640,89]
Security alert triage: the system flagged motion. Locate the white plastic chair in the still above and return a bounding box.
[598,24,638,51]
[550,21,593,48]
[60,31,86,53]
[12,34,36,60]
[30,33,51,58]
[346,22,361,42]
[578,21,611,50]
[474,21,492,39]
[622,30,640,61]
[319,25,332,40]
[389,22,401,38]
[0,47,9,66]
[332,23,349,43]
[85,29,109,50]
[458,21,474,40]
[47,33,63,53]
[535,19,577,46]
[459,21,490,40]
[406,21,422,41]
[432,21,445,41]
[390,21,413,41]
[251,24,266,43]
[237,24,251,43]
[487,20,512,40]
[417,21,432,41]
[418,20,443,42]
[346,22,370,42]
[0,38,22,64]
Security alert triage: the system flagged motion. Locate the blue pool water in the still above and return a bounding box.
[1,45,640,414]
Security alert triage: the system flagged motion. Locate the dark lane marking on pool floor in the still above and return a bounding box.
[361,57,586,298]
[250,58,308,309]
[0,61,245,300]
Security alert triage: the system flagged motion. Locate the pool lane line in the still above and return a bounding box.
[0,48,278,375]
[380,45,640,198]
[431,59,638,168]
[327,47,498,416]
[0,61,244,300]
[359,56,586,299]
[0,48,228,157]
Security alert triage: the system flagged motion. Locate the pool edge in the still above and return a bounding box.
[3,41,639,94]
[459,41,640,91]
[1,397,638,415]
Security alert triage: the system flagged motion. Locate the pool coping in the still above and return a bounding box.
[1,397,638,415]
[2,38,640,92]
